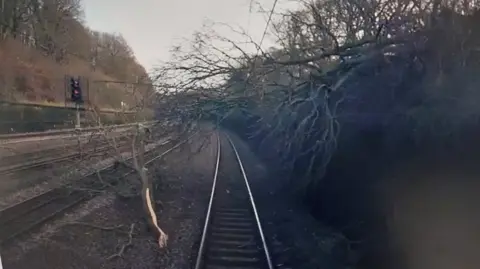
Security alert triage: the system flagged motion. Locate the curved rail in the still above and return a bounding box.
[195,132,221,269]
[226,134,274,269]
[194,131,274,269]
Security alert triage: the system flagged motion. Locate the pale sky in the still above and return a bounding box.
[82,0,298,73]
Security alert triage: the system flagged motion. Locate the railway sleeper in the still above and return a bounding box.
[207,249,262,260]
[216,208,249,212]
[213,221,254,228]
[211,232,255,240]
[215,210,251,216]
[205,254,263,266]
[211,227,255,234]
[209,239,258,247]
[208,247,262,256]
[214,214,252,221]
[205,265,263,269]
[215,202,251,208]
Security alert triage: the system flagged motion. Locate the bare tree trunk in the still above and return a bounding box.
[133,125,168,248]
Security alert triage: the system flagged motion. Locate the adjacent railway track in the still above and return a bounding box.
[194,133,274,269]
[0,131,196,245]
[0,137,132,175]
[0,121,158,141]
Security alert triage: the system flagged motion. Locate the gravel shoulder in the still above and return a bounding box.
[1,128,217,269]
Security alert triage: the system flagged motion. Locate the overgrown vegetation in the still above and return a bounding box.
[153,0,480,267]
[157,0,480,188]
[0,0,153,110]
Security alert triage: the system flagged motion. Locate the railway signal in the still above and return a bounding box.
[68,77,83,128]
[70,77,83,103]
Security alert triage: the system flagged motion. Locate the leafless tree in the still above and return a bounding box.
[0,0,149,102]
[152,0,480,193]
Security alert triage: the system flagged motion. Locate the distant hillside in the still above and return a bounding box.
[0,0,154,110]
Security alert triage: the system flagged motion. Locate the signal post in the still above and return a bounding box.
[69,77,83,129]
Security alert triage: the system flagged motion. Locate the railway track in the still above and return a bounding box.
[194,133,274,269]
[0,132,195,245]
[1,135,125,162]
[0,137,132,175]
[0,122,157,173]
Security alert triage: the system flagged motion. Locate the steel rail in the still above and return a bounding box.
[0,129,201,244]
[144,130,201,165]
[0,142,162,235]
[0,128,201,219]
[194,131,274,269]
[0,142,125,175]
[225,133,274,269]
[0,127,201,213]
[194,132,221,269]
[0,136,173,218]
[0,121,157,140]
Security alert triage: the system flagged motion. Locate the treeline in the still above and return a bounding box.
[0,0,148,83]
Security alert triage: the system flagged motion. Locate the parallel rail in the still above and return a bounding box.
[0,137,133,175]
[194,133,274,269]
[0,121,157,140]
[0,144,156,244]
[0,130,198,245]
[0,122,161,174]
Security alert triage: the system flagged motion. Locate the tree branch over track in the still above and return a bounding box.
[151,0,480,191]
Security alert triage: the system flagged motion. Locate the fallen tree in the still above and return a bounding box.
[153,0,480,267]
[155,1,480,185]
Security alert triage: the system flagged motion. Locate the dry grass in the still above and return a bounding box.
[0,38,147,110]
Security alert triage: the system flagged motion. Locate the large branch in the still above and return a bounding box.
[275,35,402,66]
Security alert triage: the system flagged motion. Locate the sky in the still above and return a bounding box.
[82,0,299,73]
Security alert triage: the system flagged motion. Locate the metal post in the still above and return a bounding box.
[75,103,81,129]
